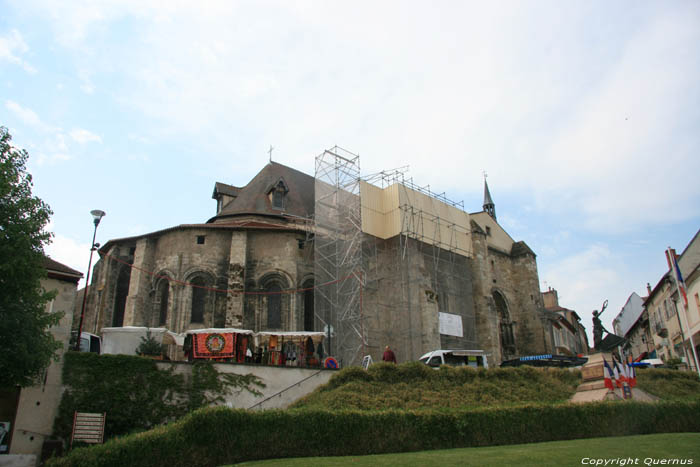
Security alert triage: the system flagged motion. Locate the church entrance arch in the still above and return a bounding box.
[493,290,515,360]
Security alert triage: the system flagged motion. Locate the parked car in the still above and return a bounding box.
[70,331,101,353]
[418,349,489,369]
[637,358,665,368]
[500,354,588,368]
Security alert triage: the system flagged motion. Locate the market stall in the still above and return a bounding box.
[254,331,326,367]
[184,328,254,362]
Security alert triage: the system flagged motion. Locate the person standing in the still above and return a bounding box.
[382,345,397,364]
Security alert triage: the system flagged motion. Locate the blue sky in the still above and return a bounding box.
[2,1,699,338]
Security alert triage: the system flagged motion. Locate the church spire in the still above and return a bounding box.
[483,174,496,221]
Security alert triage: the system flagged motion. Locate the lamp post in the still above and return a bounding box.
[74,209,106,351]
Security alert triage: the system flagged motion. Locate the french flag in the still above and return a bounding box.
[673,255,689,308]
[603,358,615,391]
[612,360,623,388]
[628,363,637,388]
[667,248,689,307]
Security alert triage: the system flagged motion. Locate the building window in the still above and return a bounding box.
[196,235,205,245]
[269,179,288,210]
[267,284,282,328]
[158,281,169,326]
[485,226,491,236]
[191,277,207,323]
[303,279,314,332]
[113,267,131,327]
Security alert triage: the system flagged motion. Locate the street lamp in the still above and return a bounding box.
[74,209,106,351]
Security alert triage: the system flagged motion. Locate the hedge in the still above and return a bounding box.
[47,400,700,467]
[54,352,263,443]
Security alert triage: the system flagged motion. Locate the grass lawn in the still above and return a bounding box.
[235,433,700,466]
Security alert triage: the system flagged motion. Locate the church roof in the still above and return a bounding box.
[209,162,315,223]
[483,180,494,206]
[212,182,241,199]
[44,256,83,283]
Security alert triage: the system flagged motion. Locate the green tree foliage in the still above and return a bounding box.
[54,352,265,442]
[0,126,60,388]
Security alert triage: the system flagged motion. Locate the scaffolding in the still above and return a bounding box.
[360,169,477,362]
[314,149,478,365]
[314,147,366,367]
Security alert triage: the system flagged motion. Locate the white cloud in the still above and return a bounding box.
[0,29,37,73]
[539,243,642,341]
[45,232,90,288]
[70,128,102,144]
[5,100,43,128]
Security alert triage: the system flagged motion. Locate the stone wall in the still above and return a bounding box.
[11,276,76,458]
[363,235,477,365]
[82,227,314,340]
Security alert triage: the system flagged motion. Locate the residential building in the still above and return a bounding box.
[541,288,589,356]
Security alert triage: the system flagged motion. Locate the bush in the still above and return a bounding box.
[54,352,263,446]
[135,331,166,357]
[46,400,700,467]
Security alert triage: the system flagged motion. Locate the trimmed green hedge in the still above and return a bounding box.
[54,352,263,443]
[47,400,700,467]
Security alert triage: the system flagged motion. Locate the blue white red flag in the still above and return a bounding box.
[603,358,615,391]
[628,363,636,388]
[612,359,623,387]
[672,254,689,308]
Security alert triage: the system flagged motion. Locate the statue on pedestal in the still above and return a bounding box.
[592,299,609,350]
[592,299,626,352]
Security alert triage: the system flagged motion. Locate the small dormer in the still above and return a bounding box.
[268,177,289,211]
[212,182,240,215]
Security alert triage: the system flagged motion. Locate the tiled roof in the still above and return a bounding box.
[210,162,314,222]
[212,182,241,198]
[43,256,83,283]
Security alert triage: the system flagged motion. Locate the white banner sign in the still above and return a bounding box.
[439,312,463,337]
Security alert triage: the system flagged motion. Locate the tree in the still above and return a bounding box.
[0,126,61,388]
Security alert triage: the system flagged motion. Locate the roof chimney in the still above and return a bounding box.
[646,283,652,295]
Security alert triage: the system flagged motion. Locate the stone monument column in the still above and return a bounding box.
[226,231,247,327]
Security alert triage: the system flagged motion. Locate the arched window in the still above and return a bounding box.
[267,283,282,329]
[157,281,169,326]
[191,277,207,323]
[302,279,314,332]
[493,291,515,358]
[244,280,256,330]
[113,267,131,327]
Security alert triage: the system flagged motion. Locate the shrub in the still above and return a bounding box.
[54,352,263,446]
[135,331,166,357]
[47,401,700,467]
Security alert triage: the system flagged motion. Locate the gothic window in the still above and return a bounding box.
[113,266,131,327]
[493,291,515,358]
[267,283,282,329]
[303,279,314,331]
[272,190,285,210]
[244,280,256,330]
[157,281,169,326]
[191,277,208,323]
[269,179,288,210]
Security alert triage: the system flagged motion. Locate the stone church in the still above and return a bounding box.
[80,152,550,366]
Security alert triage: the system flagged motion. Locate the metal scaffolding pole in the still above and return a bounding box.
[314,147,366,367]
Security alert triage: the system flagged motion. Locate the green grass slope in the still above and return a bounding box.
[290,362,582,411]
[636,368,700,400]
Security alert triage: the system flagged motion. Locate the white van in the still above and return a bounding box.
[418,349,489,369]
